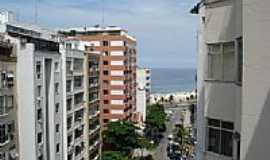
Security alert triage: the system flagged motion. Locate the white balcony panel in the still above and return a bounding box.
[110,80,124,85]
[111,61,123,66]
[110,51,124,56]
[111,90,124,95]
[111,100,124,105]
[111,70,124,76]
[110,41,124,46]
[111,109,124,114]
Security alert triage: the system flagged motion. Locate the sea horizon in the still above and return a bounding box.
[150,68,196,94]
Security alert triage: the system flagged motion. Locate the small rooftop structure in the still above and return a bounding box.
[59,25,136,41]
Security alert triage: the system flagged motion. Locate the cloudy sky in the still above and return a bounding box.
[1,0,199,69]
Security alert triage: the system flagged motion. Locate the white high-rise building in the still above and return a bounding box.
[0,11,63,160]
[136,68,151,122]
[193,0,270,160]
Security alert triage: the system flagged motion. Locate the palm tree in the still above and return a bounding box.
[174,124,190,155]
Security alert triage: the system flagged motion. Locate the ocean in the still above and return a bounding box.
[151,68,196,94]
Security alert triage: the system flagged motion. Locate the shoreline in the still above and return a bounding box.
[150,90,197,104]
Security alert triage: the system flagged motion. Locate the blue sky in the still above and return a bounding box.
[1,0,198,69]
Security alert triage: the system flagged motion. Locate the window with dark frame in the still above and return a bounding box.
[207,118,234,157]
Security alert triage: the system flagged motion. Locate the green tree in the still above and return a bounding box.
[145,104,166,142]
[103,121,140,155]
[102,151,130,160]
[174,124,190,155]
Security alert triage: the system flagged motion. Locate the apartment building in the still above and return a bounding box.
[136,68,151,123]
[193,0,270,160]
[137,68,151,104]
[0,36,18,160]
[60,38,101,160]
[61,26,137,129]
[0,11,63,160]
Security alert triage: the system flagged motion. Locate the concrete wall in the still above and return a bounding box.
[196,0,242,159]
[16,42,36,160]
[241,0,270,159]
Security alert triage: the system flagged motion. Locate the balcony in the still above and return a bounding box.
[89,111,100,119]
[89,123,100,136]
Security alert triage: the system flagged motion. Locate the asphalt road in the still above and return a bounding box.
[153,106,188,160]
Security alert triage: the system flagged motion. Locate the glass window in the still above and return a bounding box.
[37,85,42,97]
[55,103,60,113]
[37,109,42,120]
[54,62,59,72]
[74,76,83,88]
[74,93,83,105]
[207,42,235,81]
[36,61,42,79]
[73,59,83,72]
[55,83,59,95]
[67,99,72,111]
[207,118,234,157]
[0,96,4,115]
[37,132,42,143]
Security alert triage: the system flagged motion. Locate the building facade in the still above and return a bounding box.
[0,36,18,160]
[0,11,64,160]
[136,68,151,123]
[194,0,270,160]
[61,26,137,129]
[60,39,101,160]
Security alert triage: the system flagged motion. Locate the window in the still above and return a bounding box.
[73,59,83,72]
[74,76,83,88]
[103,90,109,95]
[207,118,234,157]
[103,70,109,75]
[67,99,72,111]
[37,109,42,120]
[102,41,109,46]
[207,42,235,81]
[66,43,72,49]
[36,61,42,79]
[37,85,42,97]
[37,132,42,144]
[103,109,110,114]
[55,103,60,113]
[103,119,109,123]
[56,124,60,133]
[66,61,72,74]
[237,37,243,83]
[56,143,60,153]
[0,96,4,115]
[66,80,72,93]
[54,62,59,72]
[103,61,109,65]
[0,124,8,144]
[74,93,83,105]
[6,96,13,111]
[38,155,43,160]
[103,51,109,56]
[104,100,109,104]
[67,116,72,130]
[55,83,59,95]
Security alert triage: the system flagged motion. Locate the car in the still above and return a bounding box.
[168,134,174,140]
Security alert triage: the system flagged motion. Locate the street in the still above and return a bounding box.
[153,105,189,160]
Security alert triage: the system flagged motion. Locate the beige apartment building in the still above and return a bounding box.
[61,26,137,129]
[193,0,270,160]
